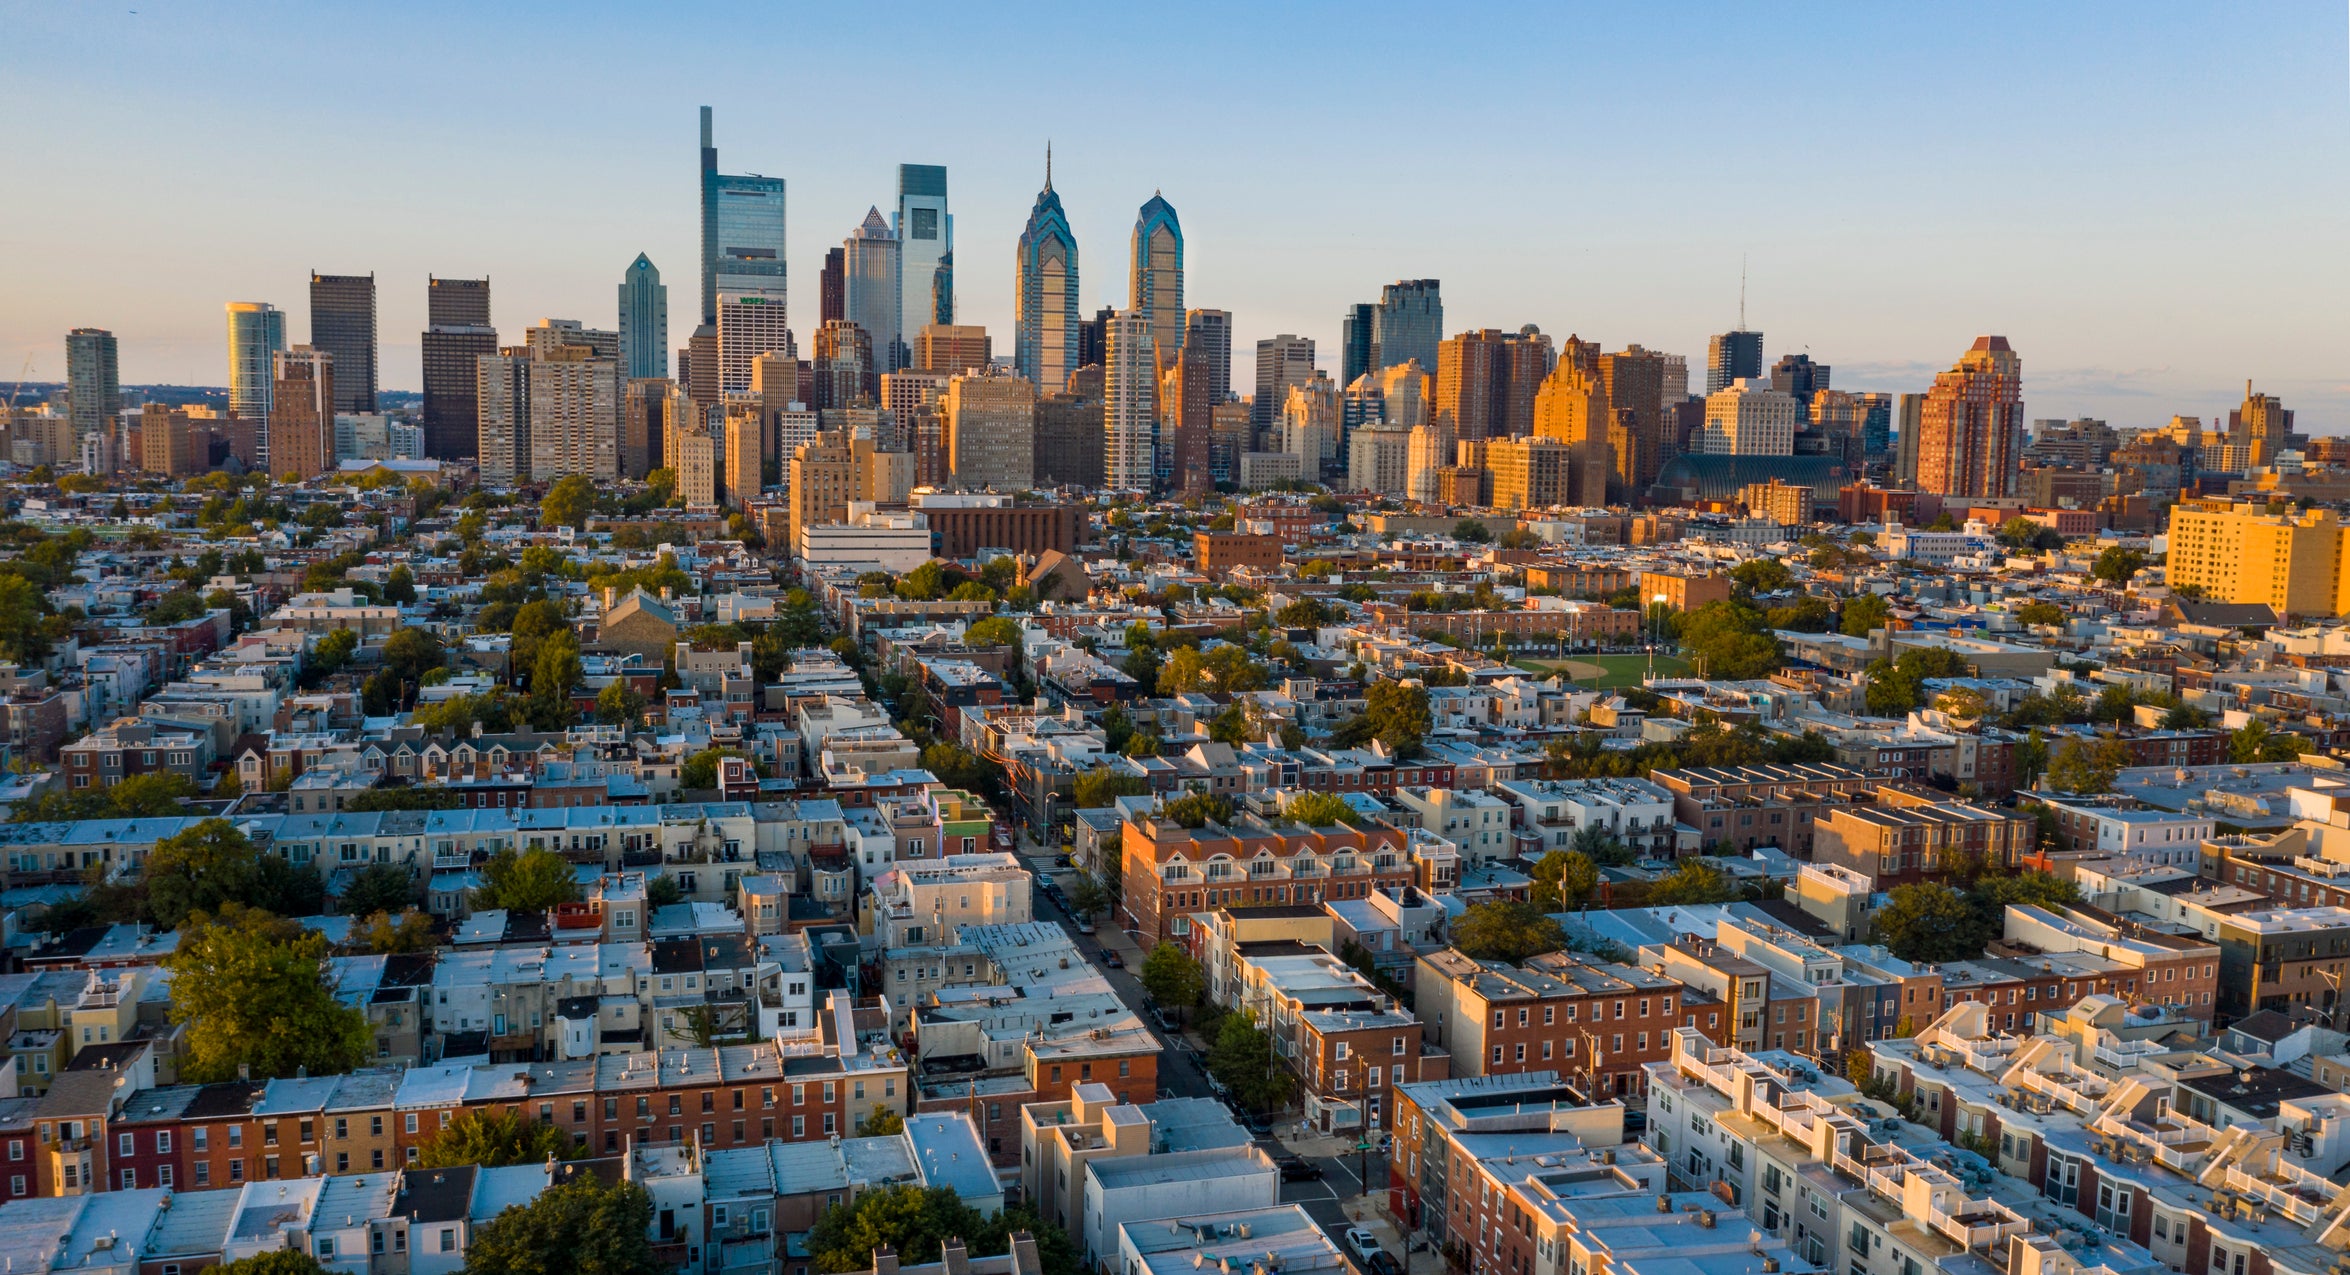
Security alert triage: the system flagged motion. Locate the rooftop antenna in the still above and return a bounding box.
[1739,254,1748,331]
[1045,141,1053,191]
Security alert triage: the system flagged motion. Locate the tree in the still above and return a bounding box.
[305,627,358,685]
[145,818,322,929]
[857,1108,905,1136]
[472,847,582,912]
[1275,596,1332,628]
[1646,859,1743,905]
[339,861,419,916]
[2091,546,2147,587]
[680,747,754,791]
[596,678,648,726]
[1678,599,1783,679]
[1157,644,1269,696]
[920,742,1003,796]
[1360,679,1432,757]
[1065,871,1110,920]
[1206,703,1251,746]
[358,909,438,954]
[1453,518,1491,543]
[166,903,371,1083]
[1072,766,1149,808]
[2015,601,2066,627]
[1730,559,1792,596]
[417,1108,583,1168]
[526,630,585,729]
[2044,735,2131,794]
[964,616,1022,650]
[1871,883,1979,962]
[1157,791,1233,828]
[645,875,685,908]
[2231,718,2306,763]
[99,770,199,817]
[1282,791,1358,827]
[214,1254,333,1275]
[1139,942,1206,1021]
[1530,851,1598,910]
[1451,900,1568,963]
[465,1175,661,1275]
[540,475,596,531]
[378,627,446,703]
[1206,1011,1296,1115]
[1841,592,1891,638]
[811,1185,987,1274]
[383,564,417,605]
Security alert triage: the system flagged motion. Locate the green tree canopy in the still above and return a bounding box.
[811,1185,987,1274]
[1206,1011,1296,1115]
[963,616,1022,649]
[339,861,419,916]
[214,1253,333,1275]
[145,818,323,929]
[472,847,582,912]
[679,747,756,791]
[1871,883,1978,962]
[1530,850,1599,910]
[540,475,596,531]
[1139,942,1206,1016]
[1841,592,1891,638]
[1450,900,1568,963]
[2015,601,2066,627]
[1646,859,1743,905]
[2091,546,2147,586]
[165,903,371,1083]
[465,1175,661,1275]
[1072,766,1149,808]
[1157,791,1234,828]
[417,1108,584,1168]
[1282,791,1360,827]
[1730,559,1792,595]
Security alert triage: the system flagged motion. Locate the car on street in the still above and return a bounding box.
[1273,1155,1322,1182]
[1075,918,1096,934]
[1344,1229,1384,1264]
[1101,950,1123,968]
[1238,1109,1272,1136]
[1368,1253,1403,1275]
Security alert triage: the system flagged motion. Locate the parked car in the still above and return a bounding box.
[1274,1155,1322,1182]
[1344,1229,1384,1263]
[1101,950,1124,969]
[1369,1254,1403,1275]
[1075,918,1097,934]
[1239,1109,1273,1136]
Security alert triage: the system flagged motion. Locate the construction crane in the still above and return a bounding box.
[6,354,35,413]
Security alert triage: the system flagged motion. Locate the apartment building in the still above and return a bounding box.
[1491,778,1679,859]
[1413,949,1687,1098]
[1117,811,1418,943]
[1391,787,1515,863]
[1808,790,2034,888]
[1649,764,1872,855]
[1222,943,1445,1133]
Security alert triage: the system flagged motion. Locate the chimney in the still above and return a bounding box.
[1010,1232,1041,1275]
[941,1238,969,1275]
[873,1247,899,1275]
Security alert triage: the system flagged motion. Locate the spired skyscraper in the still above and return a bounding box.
[1129,194,1183,365]
[225,302,287,461]
[698,107,787,328]
[308,272,377,413]
[617,254,668,381]
[1014,150,1079,392]
[843,208,902,380]
[421,277,495,461]
[896,164,951,334]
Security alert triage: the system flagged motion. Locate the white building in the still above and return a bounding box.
[797,503,932,573]
[1493,777,1679,857]
[1104,308,1157,489]
[1698,378,1799,456]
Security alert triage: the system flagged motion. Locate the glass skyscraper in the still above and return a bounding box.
[1130,194,1183,365]
[1372,279,1442,378]
[896,164,951,335]
[225,301,286,447]
[842,208,902,379]
[618,253,669,381]
[1706,330,1763,394]
[308,272,377,412]
[699,107,785,327]
[1014,155,1080,391]
[1340,303,1376,388]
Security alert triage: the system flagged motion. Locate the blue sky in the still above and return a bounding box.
[4,1,2346,429]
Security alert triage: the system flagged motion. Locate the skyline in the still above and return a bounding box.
[6,1,2348,428]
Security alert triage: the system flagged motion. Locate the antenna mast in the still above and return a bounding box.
[1739,254,1748,331]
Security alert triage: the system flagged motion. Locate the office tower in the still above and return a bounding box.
[64,328,118,439]
[1598,345,1667,496]
[1376,360,1432,431]
[1698,378,1800,456]
[1407,422,1452,505]
[1347,416,1411,496]
[1078,307,1111,372]
[476,348,529,483]
[1014,155,1081,390]
[421,277,496,461]
[1129,194,1184,364]
[1660,354,1690,406]
[1706,329,1763,394]
[1769,353,1828,412]
[1342,375,1383,434]
[1341,303,1376,388]
[268,346,335,480]
[813,322,874,411]
[787,429,858,554]
[1894,393,1924,486]
[1803,390,1868,468]
[1278,372,1341,482]
[1104,309,1157,490]
[918,325,991,376]
[1531,361,1613,507]
[1183,310,1232,404]
[617,254,669,381]
[675,418,721,506]
[686,326,720,405]
[1435,328,1552,443]
[1252,335,1315,431]
[1486,437,1572,511]
[720,394,765,506]
[307,273,377,413]
[819,249,845,326]
[1859,392,1894,460]
[945,368,1037,491]
[896,165,951,336]
[1372,279,1442,375]
[1034,388,1105,490]
[699,107,786,327]
[1914,336,2023,498]
[717,292,793,394]
[225,302,286,462]
[525,321,623,480]
[1163,342,1216,493]
[880,370,948,452]
[2228,382,2294,470]
[843,208,902,375]
[621,378,677,480]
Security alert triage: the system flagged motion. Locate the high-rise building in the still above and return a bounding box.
[843,208,902,376]
[1341,303,1377,388]
[1486,436,1572,511]
[1182,310,1232,405]
[525,320,623,480]
[2167,499,2350,616]
[1598,345,1668,496]
[1129,194,1184,365]
[476,348,529,484]
[64,328,118,440]
[699,108,786,327]
[1531,360,1612,507]
[1803,390,1869,469]
[1407,421,1453,506]
[225,302,287,463]
[422,277,495,461]
[1346,416,1411,496]
[1706,330,1763,394]
[819,249,845,327]
[1378,360,1431,431]
[1372,279,1442,375]
[2228,382,2294,471]
[1252,335,1315,431]
[1277,372,1341,482]
[717,292,793,395]
[1698,378,1800,456]
[1164,341,1216,494]
[1014,156,1081,392]
[1435,327,1552,442]
[945,368,1037,491]
[1914,336,2022,498]
[880,369,948,452]
[896,164,951,335]
[918,325,991,376]
[617,254,669,381]
[1104,309,1157,490]
[1769,353,1828,412]
[813,322,874,411]
[269,346,336,480]
[1035,390,1105,490]
[1859,392,1894,460]
[1894,392,1924,486]
[308,273,377,413]
[620,378,676,480]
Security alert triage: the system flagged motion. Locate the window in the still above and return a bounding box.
[441,1229,456,1253]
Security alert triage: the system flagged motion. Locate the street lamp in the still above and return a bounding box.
[1646,594,1669,683]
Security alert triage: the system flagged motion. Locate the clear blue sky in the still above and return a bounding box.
[5,1,2346,430]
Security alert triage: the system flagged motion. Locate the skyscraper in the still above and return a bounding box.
[1914,336,2022,498]
[526,321,624,481]
[698,107,787,328]
[1894,392,1924,486]
[1014,155,1080,390]
[1165,340,1216,494]
[225,302,286,462]
[1706,330,1763,394]
[617,254,669,381]
[917,326,991,376]
[476,348,529,484]
[1597,345,1668,496]
[1372,280,1442,375]
[1253,335,1315,432]
[843,208,902,376]
[1341,303,1376,388]
[820,249,845,326]
[307,273,377,413]
[1183,310,1231,405]
[1129,194,1184,365]
[269,346,335,480]
[1531,360,1612,507]
[64,328,118,439]
[896,164,951,335]
[1699,379,1800,456]
[1104,309,1157,490]
[813,322,875,411]
[1435,327,1552,442]
[420,277,495,461]
[1078,308,1111,372]
[945,368,1036,491]
[2228,381,2294,470]
[1769,353,1829,412]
